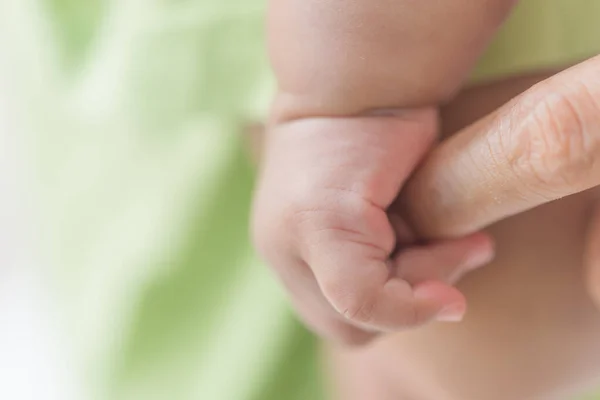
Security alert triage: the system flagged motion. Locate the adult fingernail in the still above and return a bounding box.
[436,303,466,323]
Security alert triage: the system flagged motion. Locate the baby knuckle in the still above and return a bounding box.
[291,189,381,239]
[340,295,376,325]
[324,284,376,325]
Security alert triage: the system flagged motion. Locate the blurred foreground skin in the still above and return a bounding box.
[327,69,600,400]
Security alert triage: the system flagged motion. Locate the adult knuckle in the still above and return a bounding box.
[507,87,600,191]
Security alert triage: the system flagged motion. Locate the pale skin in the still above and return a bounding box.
[252,0,600,398]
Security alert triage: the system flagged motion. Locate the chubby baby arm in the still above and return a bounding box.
[252,0,516,343]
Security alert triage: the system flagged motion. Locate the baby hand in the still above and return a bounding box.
[252,109,494,344]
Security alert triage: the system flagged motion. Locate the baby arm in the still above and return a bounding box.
[252,0,517,343]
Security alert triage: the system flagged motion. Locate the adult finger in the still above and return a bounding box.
[401,55,600,238]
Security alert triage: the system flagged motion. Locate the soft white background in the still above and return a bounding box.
[0,51,80,400]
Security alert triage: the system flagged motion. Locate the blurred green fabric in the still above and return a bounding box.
[1,1,322,399]
[0,0,599,399]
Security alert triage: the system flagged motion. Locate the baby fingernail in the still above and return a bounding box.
[464,247,494,270]
[436,303,466,323]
